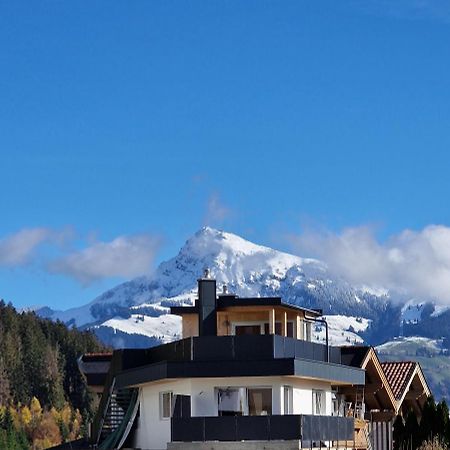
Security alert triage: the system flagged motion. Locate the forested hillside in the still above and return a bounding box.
[0,301,108,449]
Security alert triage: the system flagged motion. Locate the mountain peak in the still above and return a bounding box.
[49,228,385,333]
[184,227,281,260]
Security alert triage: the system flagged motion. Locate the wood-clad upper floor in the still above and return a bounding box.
[173,296,321,340]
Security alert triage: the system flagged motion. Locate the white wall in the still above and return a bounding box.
[134,379,192,450]
[289,378,332,415]
[134,376,333,450]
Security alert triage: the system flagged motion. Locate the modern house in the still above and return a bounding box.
[56,272,432,450]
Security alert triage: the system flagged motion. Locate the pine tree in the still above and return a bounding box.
[419,396,438,444]
[2,406,14,432]
[0,357,11,406]
[393,415,406,450]
[405,410,420,450]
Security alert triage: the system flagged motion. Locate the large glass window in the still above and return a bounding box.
[312,390,326,415]
[232,321,295,337]
[218,388,246,416]
[217,387,272,416]
[248,388,272,416]
[263,322,295,337]
[160,391,173,420]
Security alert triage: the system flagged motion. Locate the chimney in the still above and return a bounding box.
[197,269,217,336]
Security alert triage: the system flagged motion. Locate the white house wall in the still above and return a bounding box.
[134,376,333,450]
[289,378,332,415]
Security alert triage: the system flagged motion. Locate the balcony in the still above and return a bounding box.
[115,335,365,389]
[131,334,342,364]
[171,414,355,443]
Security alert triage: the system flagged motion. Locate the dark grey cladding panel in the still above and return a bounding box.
[171,415,353,443]
[283,337,296,358]
[193,336,234,360]
[294,359,365,385]
[171,417,204,442]
[301,416,354,441]
[329,347,342,364]
[116,360,169,388]
[295,339,314,360]
[233,334,275,360]
[204,416,237,441]
[236,416,271,441]
[116,357,362,388]
[270,415,302,440]
[170,359,295,379]
[116,359,296,388]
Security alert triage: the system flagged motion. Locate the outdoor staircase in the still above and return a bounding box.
[90,350,140,449]
[99,385,135,442]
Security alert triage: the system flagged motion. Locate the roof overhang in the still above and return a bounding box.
[115,358,365,389]
[171,298,322,318]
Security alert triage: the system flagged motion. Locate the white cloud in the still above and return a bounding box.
[50,234,161,284]
[0,227,66,266]
[289,224,450,304]
[203,193,232,227]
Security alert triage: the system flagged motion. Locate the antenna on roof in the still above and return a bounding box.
[203,268,211,279]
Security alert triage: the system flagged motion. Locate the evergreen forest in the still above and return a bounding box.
[0,300,108,449]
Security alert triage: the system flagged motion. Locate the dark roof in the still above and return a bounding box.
[381,361,417,400]
[116,354,364,389]
[81,352,113,362]
[171,296,322,317]
[170,305,198,315]
[340,346,371,368]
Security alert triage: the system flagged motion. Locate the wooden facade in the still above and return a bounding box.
[180,305,310,339]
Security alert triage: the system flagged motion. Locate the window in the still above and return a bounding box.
[312,390,326,415]
[232,322,265,336]
[263,322,295,337]
[217,387,272,416]
[160,391,173,420]
[283,386,293,415]
[218,388,246,416]
[304,321,312,342]
[248,388,272,416]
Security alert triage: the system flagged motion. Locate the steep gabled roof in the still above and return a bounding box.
[381,361,431,412]
[380,361,416,401]
[340,346,398,413]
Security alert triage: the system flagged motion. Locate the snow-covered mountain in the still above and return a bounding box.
[38,227,402,347]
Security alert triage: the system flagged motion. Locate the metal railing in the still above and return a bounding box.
[171,414,354,443]
[142,334,341,365]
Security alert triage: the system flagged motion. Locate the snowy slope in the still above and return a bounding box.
[313,315,371,346]
[376,336,443,356]
[96,314,181,343]
[37,227,400,347]
[401,301,426,324]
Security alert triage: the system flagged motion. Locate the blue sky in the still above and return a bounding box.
[2,1,450,309]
